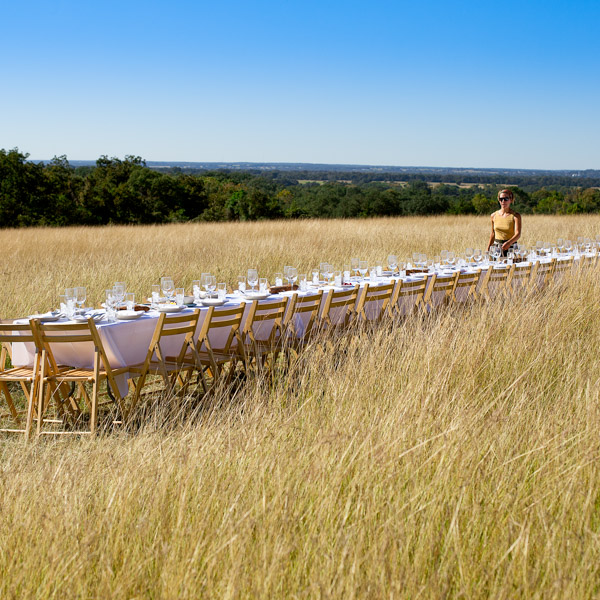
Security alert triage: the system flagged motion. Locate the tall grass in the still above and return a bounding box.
[1,215,600,598]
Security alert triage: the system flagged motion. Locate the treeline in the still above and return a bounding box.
[1,148,600,228]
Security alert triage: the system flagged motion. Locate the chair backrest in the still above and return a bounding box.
[424,272,458,310]
[479,265,510,300]
[319,285,359,330]
[242,298,289,347]
[578,254,596,270]
[0,321,41,369]
[452,270,482,303]
[355,282,396,323]
[286,291,324,341]
[394,277,428,316]
[145,310,201,368]
[553,256,575,281]
[34,319,100,374]
[196,303,246,356]
[506,263,533,295]
[532,259,556,289]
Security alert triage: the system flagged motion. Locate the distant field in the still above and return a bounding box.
[297,180,509,189]
[2,215,600,598]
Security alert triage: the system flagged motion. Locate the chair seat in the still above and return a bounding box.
[0,366,36,381]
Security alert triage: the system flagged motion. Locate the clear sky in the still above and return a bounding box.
[1,0,598,169]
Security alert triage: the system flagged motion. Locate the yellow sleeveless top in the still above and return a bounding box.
[493,212,515,241]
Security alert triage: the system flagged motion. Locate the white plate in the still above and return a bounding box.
[28,312,60,322]
[116,310,143,320]
[158,304,185,313]
[201,298,226,307]
[244,292,270,300]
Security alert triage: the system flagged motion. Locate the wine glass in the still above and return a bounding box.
[358,260,368,282]
[287,267,298,288]
[564,239,573,253]
[473,249,482,263]
[557,238,564,254]
[465,248,473,263]
[446,252,455,267]
[247,268,258,293]
[75,286,86,312]
[320,262,329,283]
[206,275,217,298]
[350,258,359,281]
[387,255,397,274]
[160,277,174,302]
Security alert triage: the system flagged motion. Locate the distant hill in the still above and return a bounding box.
[59,160,599,179]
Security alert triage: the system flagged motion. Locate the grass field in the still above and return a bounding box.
[2,215,600,598]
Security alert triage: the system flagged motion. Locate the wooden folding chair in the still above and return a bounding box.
[553,256,575,283]
[506,263,533,296]
[193,303,247,394]
[318,285,360,335]
[354,282,396,324]
[0,321,42,437]
[34,317,130,436]
[479,266,510,301]
[241,298,290,375]
[423,272,458,312]
[451,270,482,304]
[127,310,201,418]
[578,254,595,271]
[393,277,428,318]
[284,290,324,355]
[531,259,556,291]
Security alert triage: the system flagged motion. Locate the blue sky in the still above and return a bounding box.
[1,0,598,169]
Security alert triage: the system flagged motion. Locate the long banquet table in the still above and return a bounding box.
[10,254,586,397]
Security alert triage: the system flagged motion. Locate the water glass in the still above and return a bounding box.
[59,295,69,319]
[375,261,383,276]
[369,266,377,283]
[259,278,268,292]
[192,280,202,303]
[151,284,161,308]
[274,273,283,287]
[298,273,308,292]
[175,288,185,306]
[237,276,247,295]
[125,293,135,311]
[398,261,406,277]
[343,265,351,284]
[217,283,227,300]
[334,271,342,287]
[105,289,117,322]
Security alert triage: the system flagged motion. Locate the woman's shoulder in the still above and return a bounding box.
[491,209,499,218]
[512,210,522,218]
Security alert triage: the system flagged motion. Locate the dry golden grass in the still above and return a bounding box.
[2,215,600,598]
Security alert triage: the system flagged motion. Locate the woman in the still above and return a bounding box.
[487,189,521,255]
